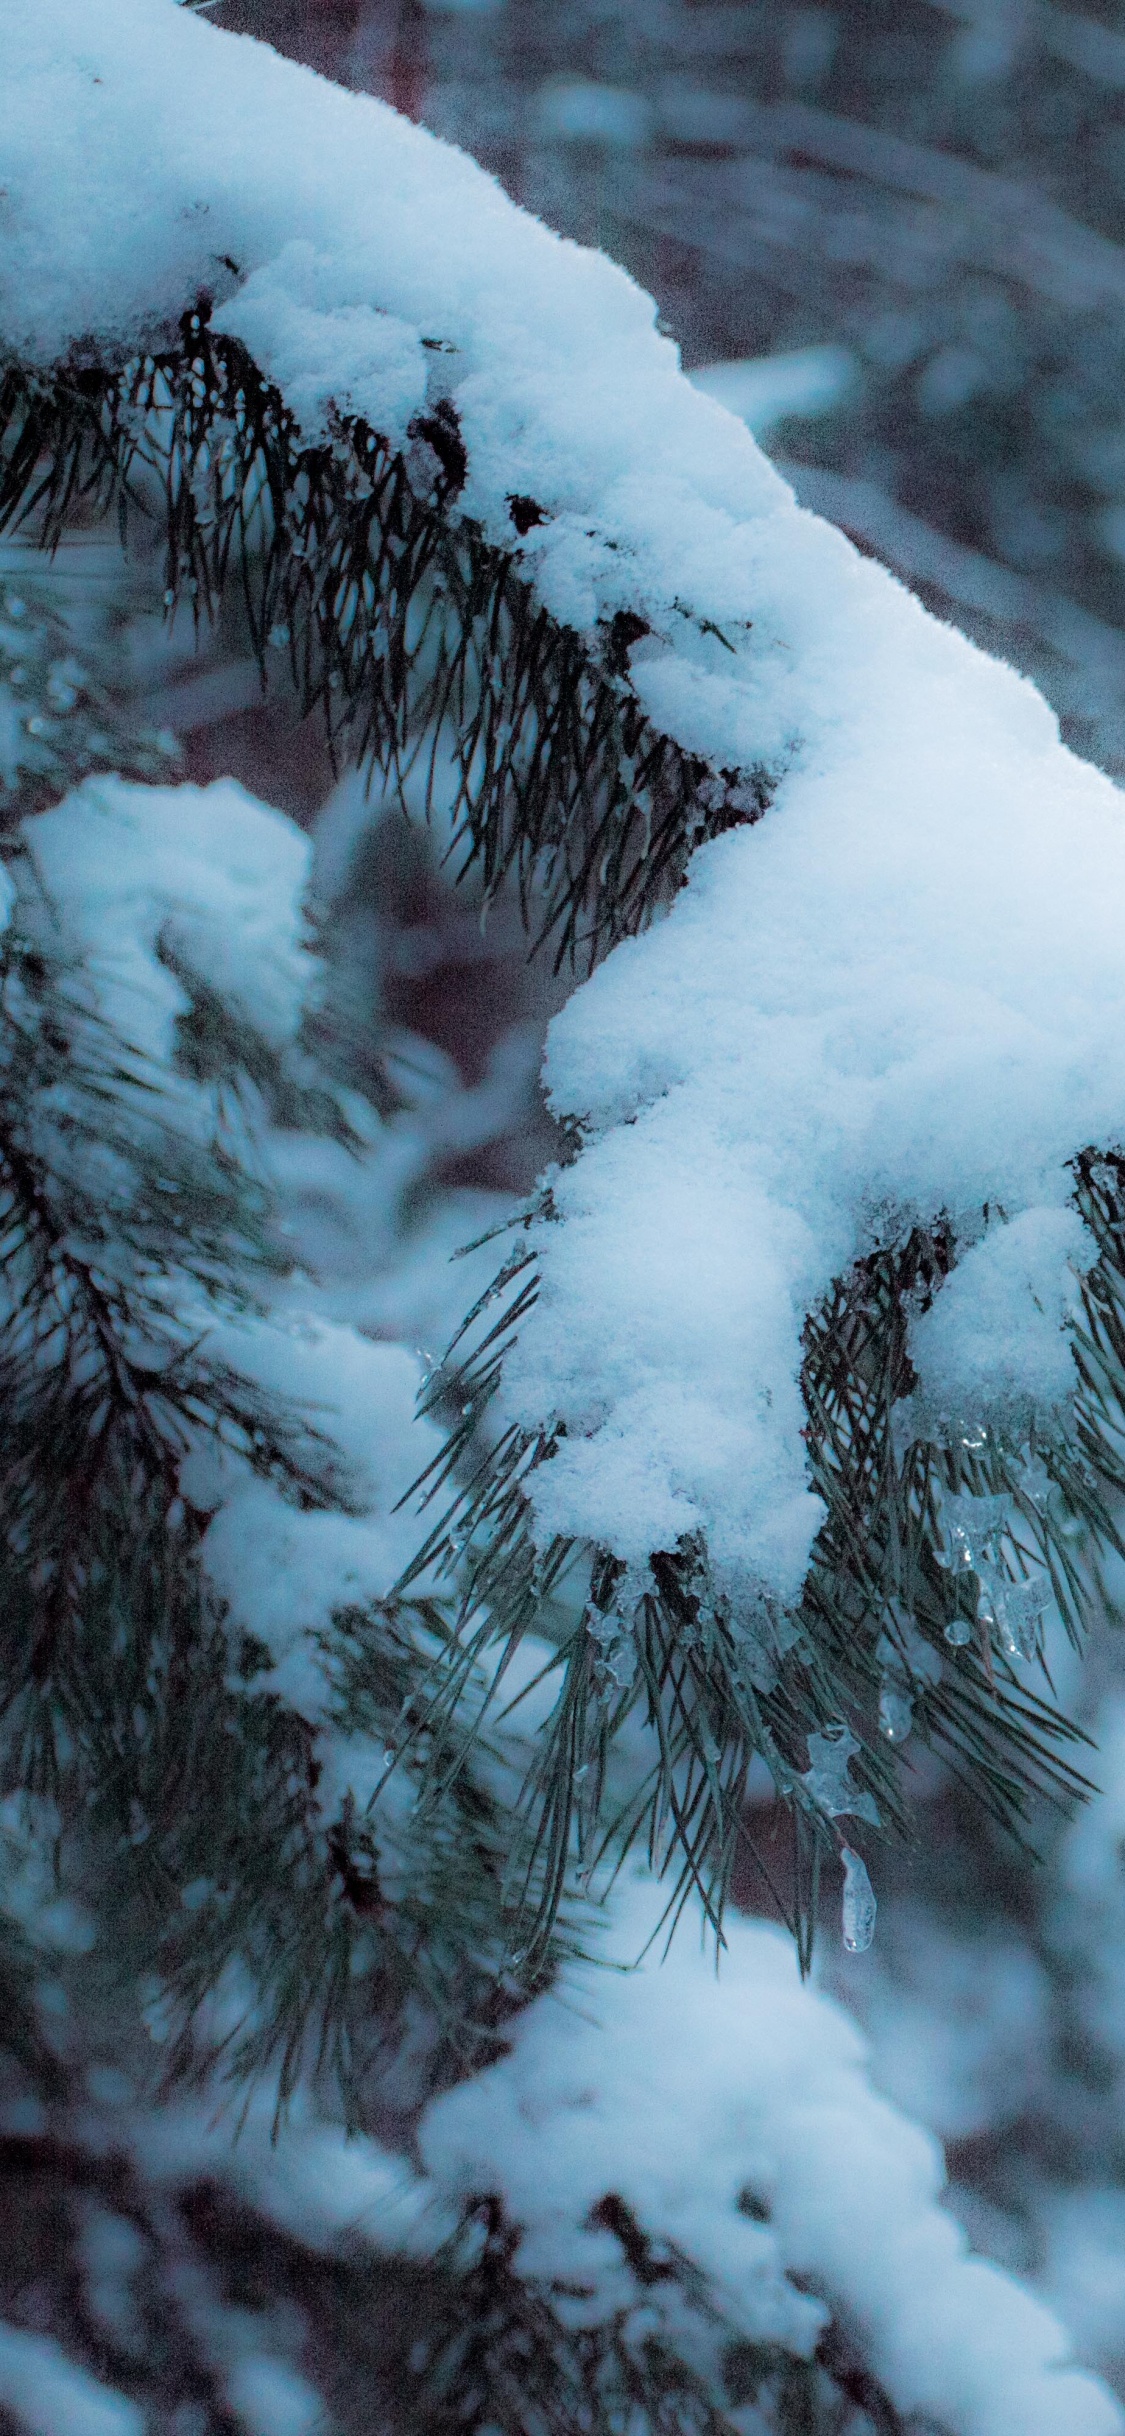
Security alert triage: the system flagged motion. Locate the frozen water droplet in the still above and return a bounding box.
[802,1726,880,1824]
[977,1557,1051,1662]
[1018,1452,1053,1513]
[939,1489,1014,1573]
[841,1847,876,1952]
[944,1613,973,1646]
[1007,1575,1051,1658]
[879,1685,913,1743]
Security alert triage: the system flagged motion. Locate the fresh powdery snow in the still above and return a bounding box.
[25,773,314,1071]
[7,0,1125,1601]
[128,1872,1124,2436]
[421,1875,1122,2436]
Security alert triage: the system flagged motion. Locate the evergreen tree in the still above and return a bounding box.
[1,3,1125,2431]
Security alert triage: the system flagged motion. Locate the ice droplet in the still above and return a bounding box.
[841,1847,876,1953]
[944,1612,973,1646]
[878,1685,914,1743]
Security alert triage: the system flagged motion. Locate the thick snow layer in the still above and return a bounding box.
[502,697,1125,1595]
[125,1871,1124,2435]
[420,1875,1122,2436]
[7,0,1124,1598]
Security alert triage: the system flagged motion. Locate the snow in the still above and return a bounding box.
[416,1873,1122,2435]
[14,768,449,1824]
[906,1205,1092,1434]
[124,1866,1122,2436]
[196,1318,442,1713]
[132,2077,450,2257]
[23,774,314,1068]
[224,2356,328,2436]
[0,2323,143,2436]
[7,0,1125,1607]
[503,707,1125,1599]
[6,16,1125,2423]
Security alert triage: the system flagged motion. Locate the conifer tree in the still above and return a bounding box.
[1,3,1125,2431]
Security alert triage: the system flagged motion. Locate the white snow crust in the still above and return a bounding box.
[7,0,1125,1601]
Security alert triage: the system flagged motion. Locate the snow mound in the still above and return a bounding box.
[132,1874,1124,2436]
[421,1875,1123,2436]
[24,773,313,1067]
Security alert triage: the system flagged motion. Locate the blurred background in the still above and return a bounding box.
[10,1,1125,2423]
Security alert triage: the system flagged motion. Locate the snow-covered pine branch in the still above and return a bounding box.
[6,6,1125,2433]
[7,0,1114,1937]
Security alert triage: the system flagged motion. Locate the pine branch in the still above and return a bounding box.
[404,2192,915,2436]
[0,314,771,973]
[1,289,1114,1997]
[0,554,179,820]
[397,1193,1107,1971]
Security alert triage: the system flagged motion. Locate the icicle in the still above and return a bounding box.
[1007,1576,1052,1659]
[841,1847,877,1952]
[802,1726,880,1824]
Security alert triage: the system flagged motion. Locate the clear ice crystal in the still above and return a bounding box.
[943,1612,973,1646]
[728,1596,802,1693]
[584,1582,640,1702]
[841,1847,877,1953]
[975,1559,1051,1661]
[938,1489,1014,1573]
[801,1726,880,1825]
